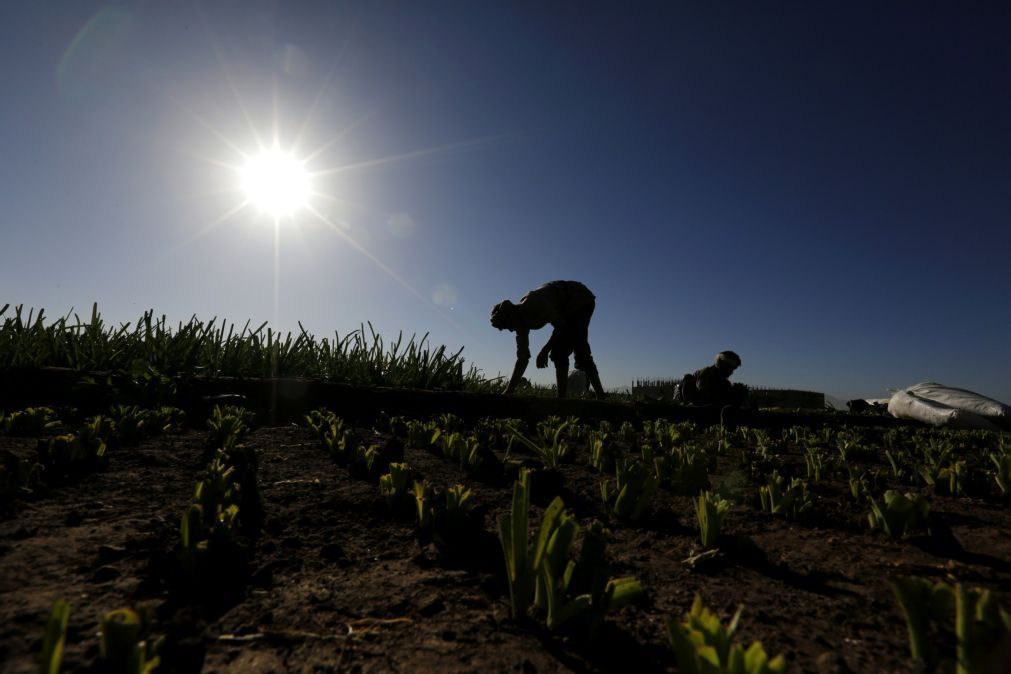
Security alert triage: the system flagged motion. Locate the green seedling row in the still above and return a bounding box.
[20,402,1001,671]
[0,304,493,391]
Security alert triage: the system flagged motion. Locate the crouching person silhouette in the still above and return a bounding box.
[675,351,747,408]
[491,280,605,399]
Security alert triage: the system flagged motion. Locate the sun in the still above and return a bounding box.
[239,146,310,218]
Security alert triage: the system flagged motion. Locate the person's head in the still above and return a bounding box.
[490,300,518,331]
[715,350,741,377]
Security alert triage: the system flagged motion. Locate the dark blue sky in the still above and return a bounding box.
[1,1,1008,401]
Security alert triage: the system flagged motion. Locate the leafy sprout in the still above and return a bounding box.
[667,595,786,674]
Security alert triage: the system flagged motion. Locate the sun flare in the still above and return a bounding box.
[239,147,310,218]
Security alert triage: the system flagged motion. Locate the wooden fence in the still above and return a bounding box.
[632,378,825,410]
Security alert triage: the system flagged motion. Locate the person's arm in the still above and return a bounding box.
[504,330,531,394]
[536,329,557,369]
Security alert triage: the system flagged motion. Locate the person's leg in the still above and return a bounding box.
[555,360,568,398]
[550,325,575,399]
[571,301,605,399]
[551,348,571,398]
[586,368,604,399]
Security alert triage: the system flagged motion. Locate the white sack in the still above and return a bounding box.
[903,382,1009,419]
[888,389,1001,431]
[567,369,589,397]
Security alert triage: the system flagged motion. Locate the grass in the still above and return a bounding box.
[0,304,497,392]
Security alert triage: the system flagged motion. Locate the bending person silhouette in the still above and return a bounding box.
[491,280,605,399]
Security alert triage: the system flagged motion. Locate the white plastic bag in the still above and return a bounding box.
[887,384,1005,430]
[903,382,1009,419]
[567,369,589,397]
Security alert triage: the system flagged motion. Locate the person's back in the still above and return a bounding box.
[692,364,733,405]
[514,281,595,331]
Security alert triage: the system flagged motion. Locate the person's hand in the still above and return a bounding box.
[536,351,549,369]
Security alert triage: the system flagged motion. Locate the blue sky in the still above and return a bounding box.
[1,2,1009,402]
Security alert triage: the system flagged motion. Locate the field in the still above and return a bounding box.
[2,308,1010,673]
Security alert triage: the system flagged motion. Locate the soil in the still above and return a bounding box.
[2,417,1010,674]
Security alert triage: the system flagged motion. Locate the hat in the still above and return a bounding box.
[715,351,741,369]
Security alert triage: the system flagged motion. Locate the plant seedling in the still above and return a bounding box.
[885,450,908,481]
[437,413,462,433]
[600,458,659,523]
[2,406,60,436]
[537,519,644,635]
[617,420,637,444]
[804,446,827,482]
[835,429,866,463]
[507,423,570,469]
[498,470,535,618]
[498,472,643,634]
[667,595,786,674]
[848,469,868,501]
[413,481,479,548]
[40,599,70,674]
[320,419,354,463]
[406,420,442,452]
[990,450,1011,494]
[99,607,163,674]
[867,490,932,538]
[413,480,435,530]
[109,405,152,445]
[890,576,1011,674]
[434,484,477,546]
[177,436,256,596]
[304,408,338,440]
[588,431,613,473]
[918,438,954,487]
[758,472,813,521]
[206,405,252,448]
[937,460,967,495]
[380,463,412,512]
[695,491,731,549]
[438,432,485,472]
[662,444,711,496]
[349,443,382,478]
[37,432,107,482]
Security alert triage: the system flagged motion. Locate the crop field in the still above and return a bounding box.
[1,309,1010,673]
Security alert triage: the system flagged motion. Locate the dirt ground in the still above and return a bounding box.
[2,418,1010,674]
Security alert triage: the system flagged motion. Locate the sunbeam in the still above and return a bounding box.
[301,107,380,165]
[304,205,479,342]
[197,4,264,150]
[309,135,511,178]
[304,204,428,305]
[156,199,252,264]
[292,52,349,156]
